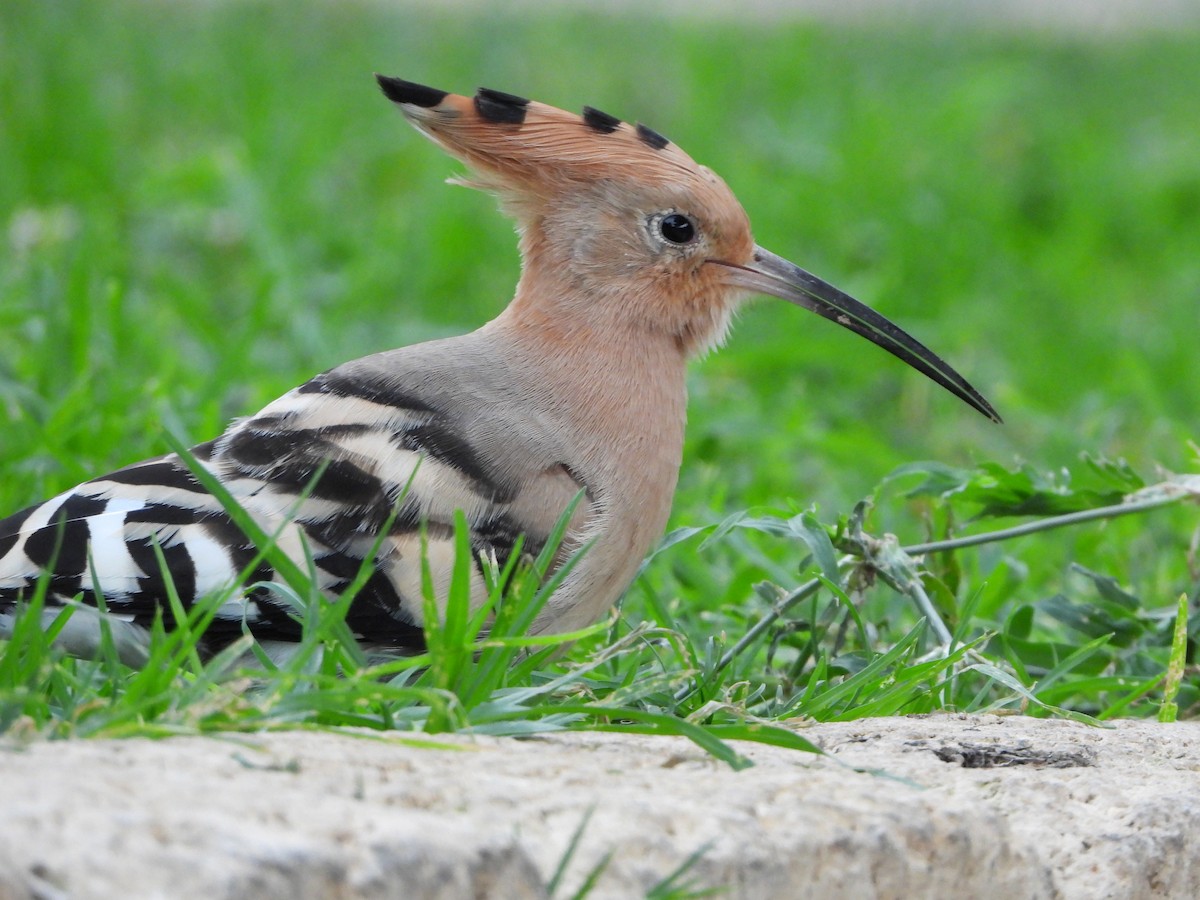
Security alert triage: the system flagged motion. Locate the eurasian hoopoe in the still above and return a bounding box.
[0,76,999,665]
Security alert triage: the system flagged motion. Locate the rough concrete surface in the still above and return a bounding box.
[3,715,1200,899]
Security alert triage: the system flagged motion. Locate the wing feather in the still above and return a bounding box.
[0,340,595,660]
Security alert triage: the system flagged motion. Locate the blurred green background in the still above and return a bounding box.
[1,0,1197,532]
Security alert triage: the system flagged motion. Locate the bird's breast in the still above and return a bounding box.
[493,320,689,628]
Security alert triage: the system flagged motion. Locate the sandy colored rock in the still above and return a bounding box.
[2,715,1200,898]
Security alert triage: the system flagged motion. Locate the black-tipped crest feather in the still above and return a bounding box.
[582,106,622,134]
[635,122,670,150]
[475,87,529,124]
[375,74,448,109]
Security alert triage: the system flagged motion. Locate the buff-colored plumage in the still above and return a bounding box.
[0,77,997,663]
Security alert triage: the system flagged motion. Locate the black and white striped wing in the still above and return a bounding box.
[0,350,592,661]
[0,451,296,661]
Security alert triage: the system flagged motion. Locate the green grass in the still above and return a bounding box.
[1,0,1198,750]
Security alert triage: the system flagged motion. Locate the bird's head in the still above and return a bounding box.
[376,75,999,422]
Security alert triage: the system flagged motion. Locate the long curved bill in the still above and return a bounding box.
[714,246,1001,423]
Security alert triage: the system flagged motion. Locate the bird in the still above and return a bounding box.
[0,76,1000,666]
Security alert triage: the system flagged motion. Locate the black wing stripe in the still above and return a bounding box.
[24,494,108,572]
[98,460,206,494]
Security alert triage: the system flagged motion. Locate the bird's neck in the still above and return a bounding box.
[498,270,691,416]
[489,271,690,493]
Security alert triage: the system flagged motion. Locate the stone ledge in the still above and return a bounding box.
[3,715,1199,898]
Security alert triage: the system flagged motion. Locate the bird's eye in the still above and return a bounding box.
[659,213,697,245]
